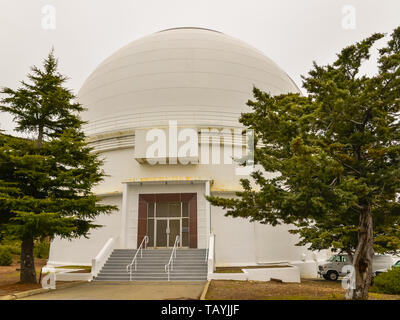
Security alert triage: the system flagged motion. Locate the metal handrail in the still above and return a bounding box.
[164,236,180,281]
[126,235,148,281]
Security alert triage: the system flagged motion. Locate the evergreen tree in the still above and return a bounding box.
[0,51,115,283]
[207,27,400,299]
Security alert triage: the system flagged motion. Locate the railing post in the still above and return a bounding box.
[126,235,148,281]
[165,235,179,282]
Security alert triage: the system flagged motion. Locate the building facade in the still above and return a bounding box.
[48,27,327,276]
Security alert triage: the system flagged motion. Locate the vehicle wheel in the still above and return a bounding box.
[327,271,339,281]
[322,274,329,280]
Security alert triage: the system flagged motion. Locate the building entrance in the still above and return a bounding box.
[138,193,197,249]
[147,201,189,248]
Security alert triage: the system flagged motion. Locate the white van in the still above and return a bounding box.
[318,254,394,281]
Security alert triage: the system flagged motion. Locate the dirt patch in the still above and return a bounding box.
[0,282,42,296]
[215,267,244,273]
[55,266,92,273]
[0,256,47,296]
[69,269,91,274]
[205,278,400,300]
[215,265,292,273]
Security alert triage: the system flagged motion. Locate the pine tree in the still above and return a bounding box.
[207,26,400,299]
[0,51,115,283]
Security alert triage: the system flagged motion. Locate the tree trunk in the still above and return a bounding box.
[20,237,37,283]
[347,206,374,300]
[35,125,43,149]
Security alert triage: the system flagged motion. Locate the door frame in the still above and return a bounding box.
[137,193,197,249]
[154,217,182,248]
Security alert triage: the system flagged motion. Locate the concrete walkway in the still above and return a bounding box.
[19,281,207,300]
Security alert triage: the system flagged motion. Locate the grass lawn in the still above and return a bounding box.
[205,278,400,300]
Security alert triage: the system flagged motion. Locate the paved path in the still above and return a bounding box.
[20,281,206,300]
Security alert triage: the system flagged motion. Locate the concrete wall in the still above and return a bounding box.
[210,192,327,276]
[48,195,122,266]
[92,146,258,194]
[211,203,257,266]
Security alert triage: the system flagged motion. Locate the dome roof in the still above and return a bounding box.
[79,27,300,137]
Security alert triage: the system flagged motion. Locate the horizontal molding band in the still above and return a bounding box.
[87,126,253,153]
[83,110,244,136]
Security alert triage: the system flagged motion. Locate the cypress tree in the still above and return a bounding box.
[0,51,115,283]
[207,27,400,299]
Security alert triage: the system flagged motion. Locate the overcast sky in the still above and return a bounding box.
[1,0,399,134]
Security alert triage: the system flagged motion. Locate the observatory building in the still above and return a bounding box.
[48,27,327,280]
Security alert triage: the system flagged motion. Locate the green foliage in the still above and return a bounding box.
[0,247,13,266]
[370,268,400,294]
[0,51,116,242]
[207,26,400,257]
[0,51,117,283]
[0,49,84,138]
[0,239,21,255]
[33,239,50,259]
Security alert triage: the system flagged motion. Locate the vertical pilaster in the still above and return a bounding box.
[205,180,211,238]
[120,183,128,248]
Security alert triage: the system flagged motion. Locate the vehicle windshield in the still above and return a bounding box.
[327,255,338,262]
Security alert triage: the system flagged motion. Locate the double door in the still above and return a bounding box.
[154,218,181,247]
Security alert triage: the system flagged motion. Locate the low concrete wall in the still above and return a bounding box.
[243,266,300,283]
[56,272,93,282]
[208,265,300,283]
[290,260,319,278]
[42,267,93,282]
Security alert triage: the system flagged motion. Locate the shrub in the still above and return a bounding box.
[370,268,400,295]
[0,248,13,266]
[34,239,50,259]
[0,241,21,255]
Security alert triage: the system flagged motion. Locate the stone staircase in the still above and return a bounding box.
[94,248,208,281]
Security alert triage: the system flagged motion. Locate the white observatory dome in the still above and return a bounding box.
[78,27,299,137]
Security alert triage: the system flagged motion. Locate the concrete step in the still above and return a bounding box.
[110,262,206,265]
[107,260,206,264]
[109,256,206,258]
[106,259,207,266]
[95,248,207,282]
[110,254,206,258]
[94,277,207,281]
[98,273,207,277]
[102,265,207,270]
[108,255,206,261]
[102,265,207,269]
[95,274,207,279]
[112,249,206,253]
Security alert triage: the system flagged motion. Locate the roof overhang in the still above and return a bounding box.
[122,176,213,186]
